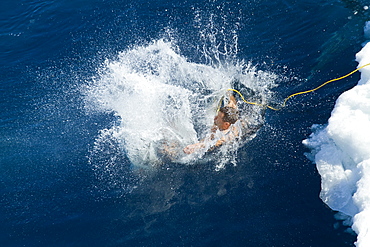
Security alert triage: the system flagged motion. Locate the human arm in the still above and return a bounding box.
[183,139,226,154]
[183,142,205,154]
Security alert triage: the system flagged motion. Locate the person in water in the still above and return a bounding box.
[183,94,240,154]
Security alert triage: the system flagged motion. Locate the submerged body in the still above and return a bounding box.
[139,90,264,167]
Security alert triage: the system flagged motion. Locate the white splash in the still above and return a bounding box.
[304,22,370,247]
[84,39,277,170]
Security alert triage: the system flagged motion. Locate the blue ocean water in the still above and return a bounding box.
[1,0,369,246]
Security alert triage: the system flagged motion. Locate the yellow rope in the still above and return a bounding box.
[228,63,370,111]
[227,88,281,111]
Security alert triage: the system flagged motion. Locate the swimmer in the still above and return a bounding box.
[183,93,240,154]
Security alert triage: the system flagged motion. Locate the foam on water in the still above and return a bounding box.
[304,21,370,247]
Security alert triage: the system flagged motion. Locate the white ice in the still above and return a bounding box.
[303,22,370,247]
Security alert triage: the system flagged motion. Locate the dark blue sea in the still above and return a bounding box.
[2,0,369,246]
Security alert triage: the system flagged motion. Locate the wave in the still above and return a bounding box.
[304,21,370,247]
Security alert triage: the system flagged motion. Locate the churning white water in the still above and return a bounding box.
[84,39,277,170]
